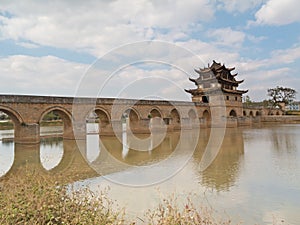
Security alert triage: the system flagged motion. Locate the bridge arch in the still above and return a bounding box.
[93,107,111,125]
[170,108,180,125]
[40,106,73,123]
[188,108,197,120]
[149,108,162,118]
[39,106,73,139]
[85,107,111,134]
[0,105,24,124]
[123,107,140,130]
[123,107,140,121]
[203,109,211,121]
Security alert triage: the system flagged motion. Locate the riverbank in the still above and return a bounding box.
[0,120,62,127]
[0,121,13,130]
[261,115,300,123]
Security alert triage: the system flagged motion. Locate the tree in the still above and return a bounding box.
[0,113,8,120]
[267,86,297,109]
[242,95,251,104]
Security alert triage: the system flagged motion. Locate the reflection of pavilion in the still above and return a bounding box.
[194,128,244,191]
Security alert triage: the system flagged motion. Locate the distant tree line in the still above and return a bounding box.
[243,86,297,110]
[42,111,61,121]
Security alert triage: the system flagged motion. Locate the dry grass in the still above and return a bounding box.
[0,170,126,225]
[145,195,233,225]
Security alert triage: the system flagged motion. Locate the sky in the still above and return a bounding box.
[0,0,299,101]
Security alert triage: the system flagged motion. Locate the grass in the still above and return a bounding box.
[40,120,63,126]
[0,121,13,130]
[0,169,126,225]
[145,195,233,225]
[0,120,63,130]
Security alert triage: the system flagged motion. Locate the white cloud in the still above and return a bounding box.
[237,46,300,101]
[235,45,300,75]
[270,46,300,64]
[16,41,39,48]
[0,0,215,56]
[247,34,267,43]
[177,39,240,65]
[240,67,297,101]
[217,0,265,13]
[206,27,246,49]
[253,0,300,25]
[0,55,87,95]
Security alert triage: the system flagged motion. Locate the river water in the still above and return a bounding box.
[0,124,299,224]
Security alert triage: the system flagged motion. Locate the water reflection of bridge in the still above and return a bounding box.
[1,131,183,181]
[1,127,245,191]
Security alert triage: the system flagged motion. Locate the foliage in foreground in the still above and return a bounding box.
[0,170,125,225]
[146,196,232,225]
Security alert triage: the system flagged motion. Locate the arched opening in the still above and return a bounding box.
[0,107,23,130]
[124,108,139,122]
[229,109,237,117]
[123,108,139,130]
[40,108,72,138]
[188,109,197,120]
[170,108,180,124]
[0,111,13,129]
[276,111,280,115]
[249,111,253,117]
[0,109,16,177]
[188,109,198,126]
[256,111,260,116]
[94,108,110,130]
[243,111,246,116]
[40,110,63,137]
[149,108,162,118]
[39,108,72,171]
[203,110,211,121]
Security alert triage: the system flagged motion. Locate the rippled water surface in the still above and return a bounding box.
[1,124,299,224]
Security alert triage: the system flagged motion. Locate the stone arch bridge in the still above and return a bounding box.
[0,95,208,144]
[0,95,282,144]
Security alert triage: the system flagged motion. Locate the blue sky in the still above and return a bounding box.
[0,0,299,101]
